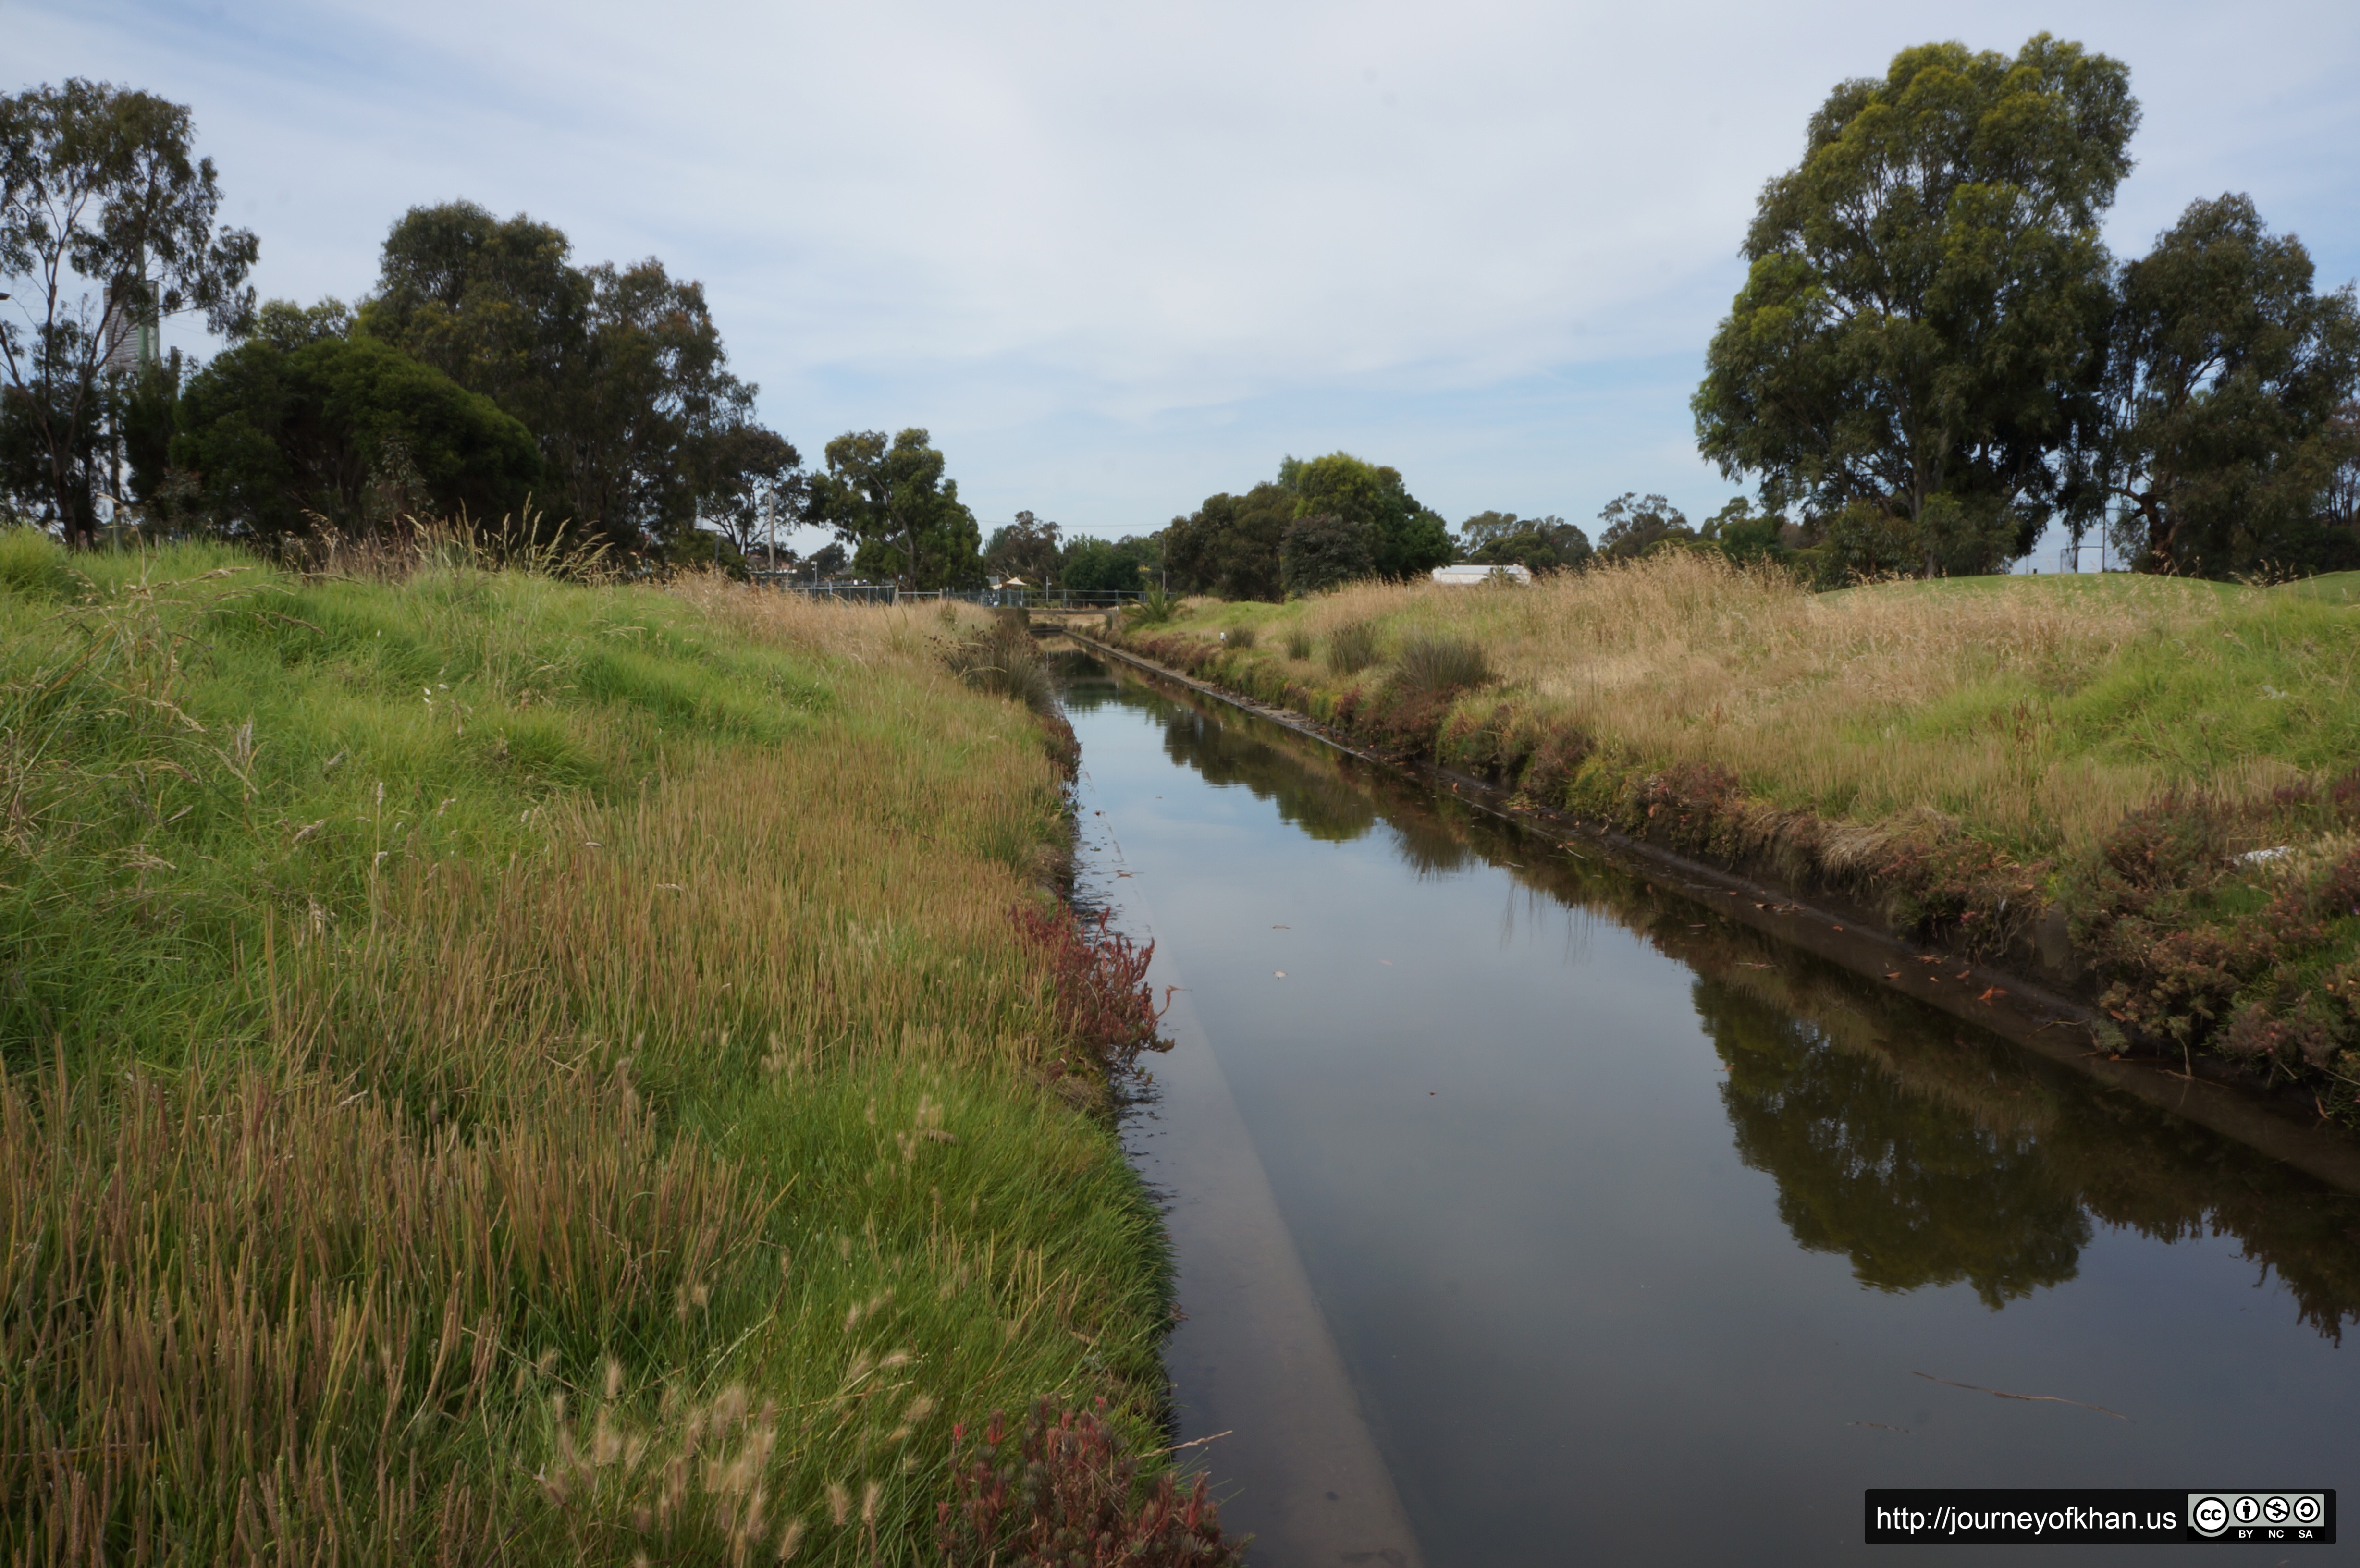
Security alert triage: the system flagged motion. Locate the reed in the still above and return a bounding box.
[0,533,1176,1563]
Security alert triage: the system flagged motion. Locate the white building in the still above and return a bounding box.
[1430,563,1533,587]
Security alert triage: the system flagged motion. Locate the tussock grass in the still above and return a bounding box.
[1392,632,1492,696]
[0,532,1169,1562]
[1325,619,1379,676]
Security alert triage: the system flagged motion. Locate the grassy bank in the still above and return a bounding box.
[1107,555,2360,1123]
[0,532,1215,1562]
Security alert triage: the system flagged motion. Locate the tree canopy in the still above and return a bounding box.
[1163,454,1450,599]
[1059,533,1159,593]
[1287,452,1453,580]
[2098,195,2360,576]
[356,201,791,554]
[1279,510,1376,596]
[171,330,541,541]
[1693,35,2137,577]
[983,510,1061,584]
[808,427,981,589]
[1164,482,1292,601]
[0,79,258,542]
[1459,511,1592,573]
[1595,492,1696,560]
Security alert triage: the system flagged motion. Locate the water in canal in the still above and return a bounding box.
[1056,650,2360,1568]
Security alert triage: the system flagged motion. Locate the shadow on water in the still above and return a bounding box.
[1065,648,2360,1343]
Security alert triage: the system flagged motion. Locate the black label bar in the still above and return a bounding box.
[1865,1489,2335,1545]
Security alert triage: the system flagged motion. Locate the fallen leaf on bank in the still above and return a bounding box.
[1978,987,2007,1002]
[1884,970,1902,980]
[1831,924,1844,931]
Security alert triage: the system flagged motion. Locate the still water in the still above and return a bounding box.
[1057,651,2360,1568]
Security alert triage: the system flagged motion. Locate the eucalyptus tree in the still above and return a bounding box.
[983,509,1062,584]
[1288,452,1452,580]
[2098,194,2360,576]
[0,79,257,542]
[1164,483,1291,600]
[1693,36,2136,577]
[808,428,981,589]
[359,202,777,553]
[1461,512,1592,573]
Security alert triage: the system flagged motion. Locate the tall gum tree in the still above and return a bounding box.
[359,202,772,553]
[2099,194,2360,577]
[0,80,257,543]
[810,428,981,589]
[1692,36,2136,577]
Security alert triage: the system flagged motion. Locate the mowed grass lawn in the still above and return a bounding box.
[0,532,1171,1564]
[1116,556,2360,1112]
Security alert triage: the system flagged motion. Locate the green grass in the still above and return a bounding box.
[0,532,1174,1563]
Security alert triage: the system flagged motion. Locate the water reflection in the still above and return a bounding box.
[1703,978,2090,1309]
[1066,650,2360,1343]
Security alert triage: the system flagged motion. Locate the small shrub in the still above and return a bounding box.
[1131,588,1178,625]
[1326,620,1378,675]
[945,618,1054,714]
[1223,623,1257,650]
[939,1398,1244,1567]
[1393,632,1491,693]
[1009,904,1167,1073]
[1284,626,1311,660]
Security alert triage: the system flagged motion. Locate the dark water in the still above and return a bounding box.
[1057,651,2360,1568]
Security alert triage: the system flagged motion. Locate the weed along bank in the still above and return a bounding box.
[0,532,1242,1564]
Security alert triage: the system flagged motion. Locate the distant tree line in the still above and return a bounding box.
[1,79,1008,582]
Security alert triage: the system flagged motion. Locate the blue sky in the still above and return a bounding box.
[15,0,2360,560]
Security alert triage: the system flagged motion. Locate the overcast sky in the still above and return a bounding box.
[16,0,2360,557]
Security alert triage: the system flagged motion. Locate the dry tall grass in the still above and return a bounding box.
[1273,554,2346,856]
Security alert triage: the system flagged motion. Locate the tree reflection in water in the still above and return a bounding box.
[1701,978,2090,1308]
[1058,649,2360,1341]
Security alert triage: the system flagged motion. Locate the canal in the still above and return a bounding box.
[1056,649,2359,1567]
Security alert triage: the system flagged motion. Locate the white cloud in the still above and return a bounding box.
[14,0,2359,535]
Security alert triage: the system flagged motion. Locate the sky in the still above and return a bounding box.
[14,0,2360,561]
